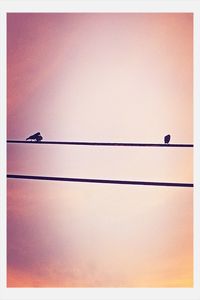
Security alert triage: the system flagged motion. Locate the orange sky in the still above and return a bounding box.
[7,13,193,287]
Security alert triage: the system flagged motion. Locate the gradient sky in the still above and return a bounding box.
[7,13,193,287]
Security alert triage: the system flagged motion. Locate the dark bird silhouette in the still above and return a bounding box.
[36,135,43,142]
[164,134,171,144]
[26,132,43,142]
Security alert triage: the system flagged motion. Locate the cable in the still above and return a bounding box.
[7,174,193,187]
[7,140,193,148]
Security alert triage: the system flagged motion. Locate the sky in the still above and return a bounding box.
[7,13,193,287]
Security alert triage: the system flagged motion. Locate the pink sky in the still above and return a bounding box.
[7,13,193,287]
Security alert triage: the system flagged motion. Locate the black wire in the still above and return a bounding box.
[7,174,193,187]
[7,140,193,148]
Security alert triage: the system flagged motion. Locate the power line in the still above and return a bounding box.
[7,174,193,187]
[7,140,193,148]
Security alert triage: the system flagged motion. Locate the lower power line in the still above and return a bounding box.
[7,174,193,188]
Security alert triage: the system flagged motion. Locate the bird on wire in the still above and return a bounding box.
[164,134,171,144]
[26,132,43,142]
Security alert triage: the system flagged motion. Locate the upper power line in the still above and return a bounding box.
[7,140,193,148]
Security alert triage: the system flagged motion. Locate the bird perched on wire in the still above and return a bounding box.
[164,134,171,144]
[26,132,43,142]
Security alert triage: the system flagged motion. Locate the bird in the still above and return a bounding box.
[164,134,171,144]
[36,135,43,142]
[26,132,43,142]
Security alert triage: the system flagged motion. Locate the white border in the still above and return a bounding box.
[194,9,200,290]
[0,8,7,292]
[1,1,200,300]
[0,0,198,13]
